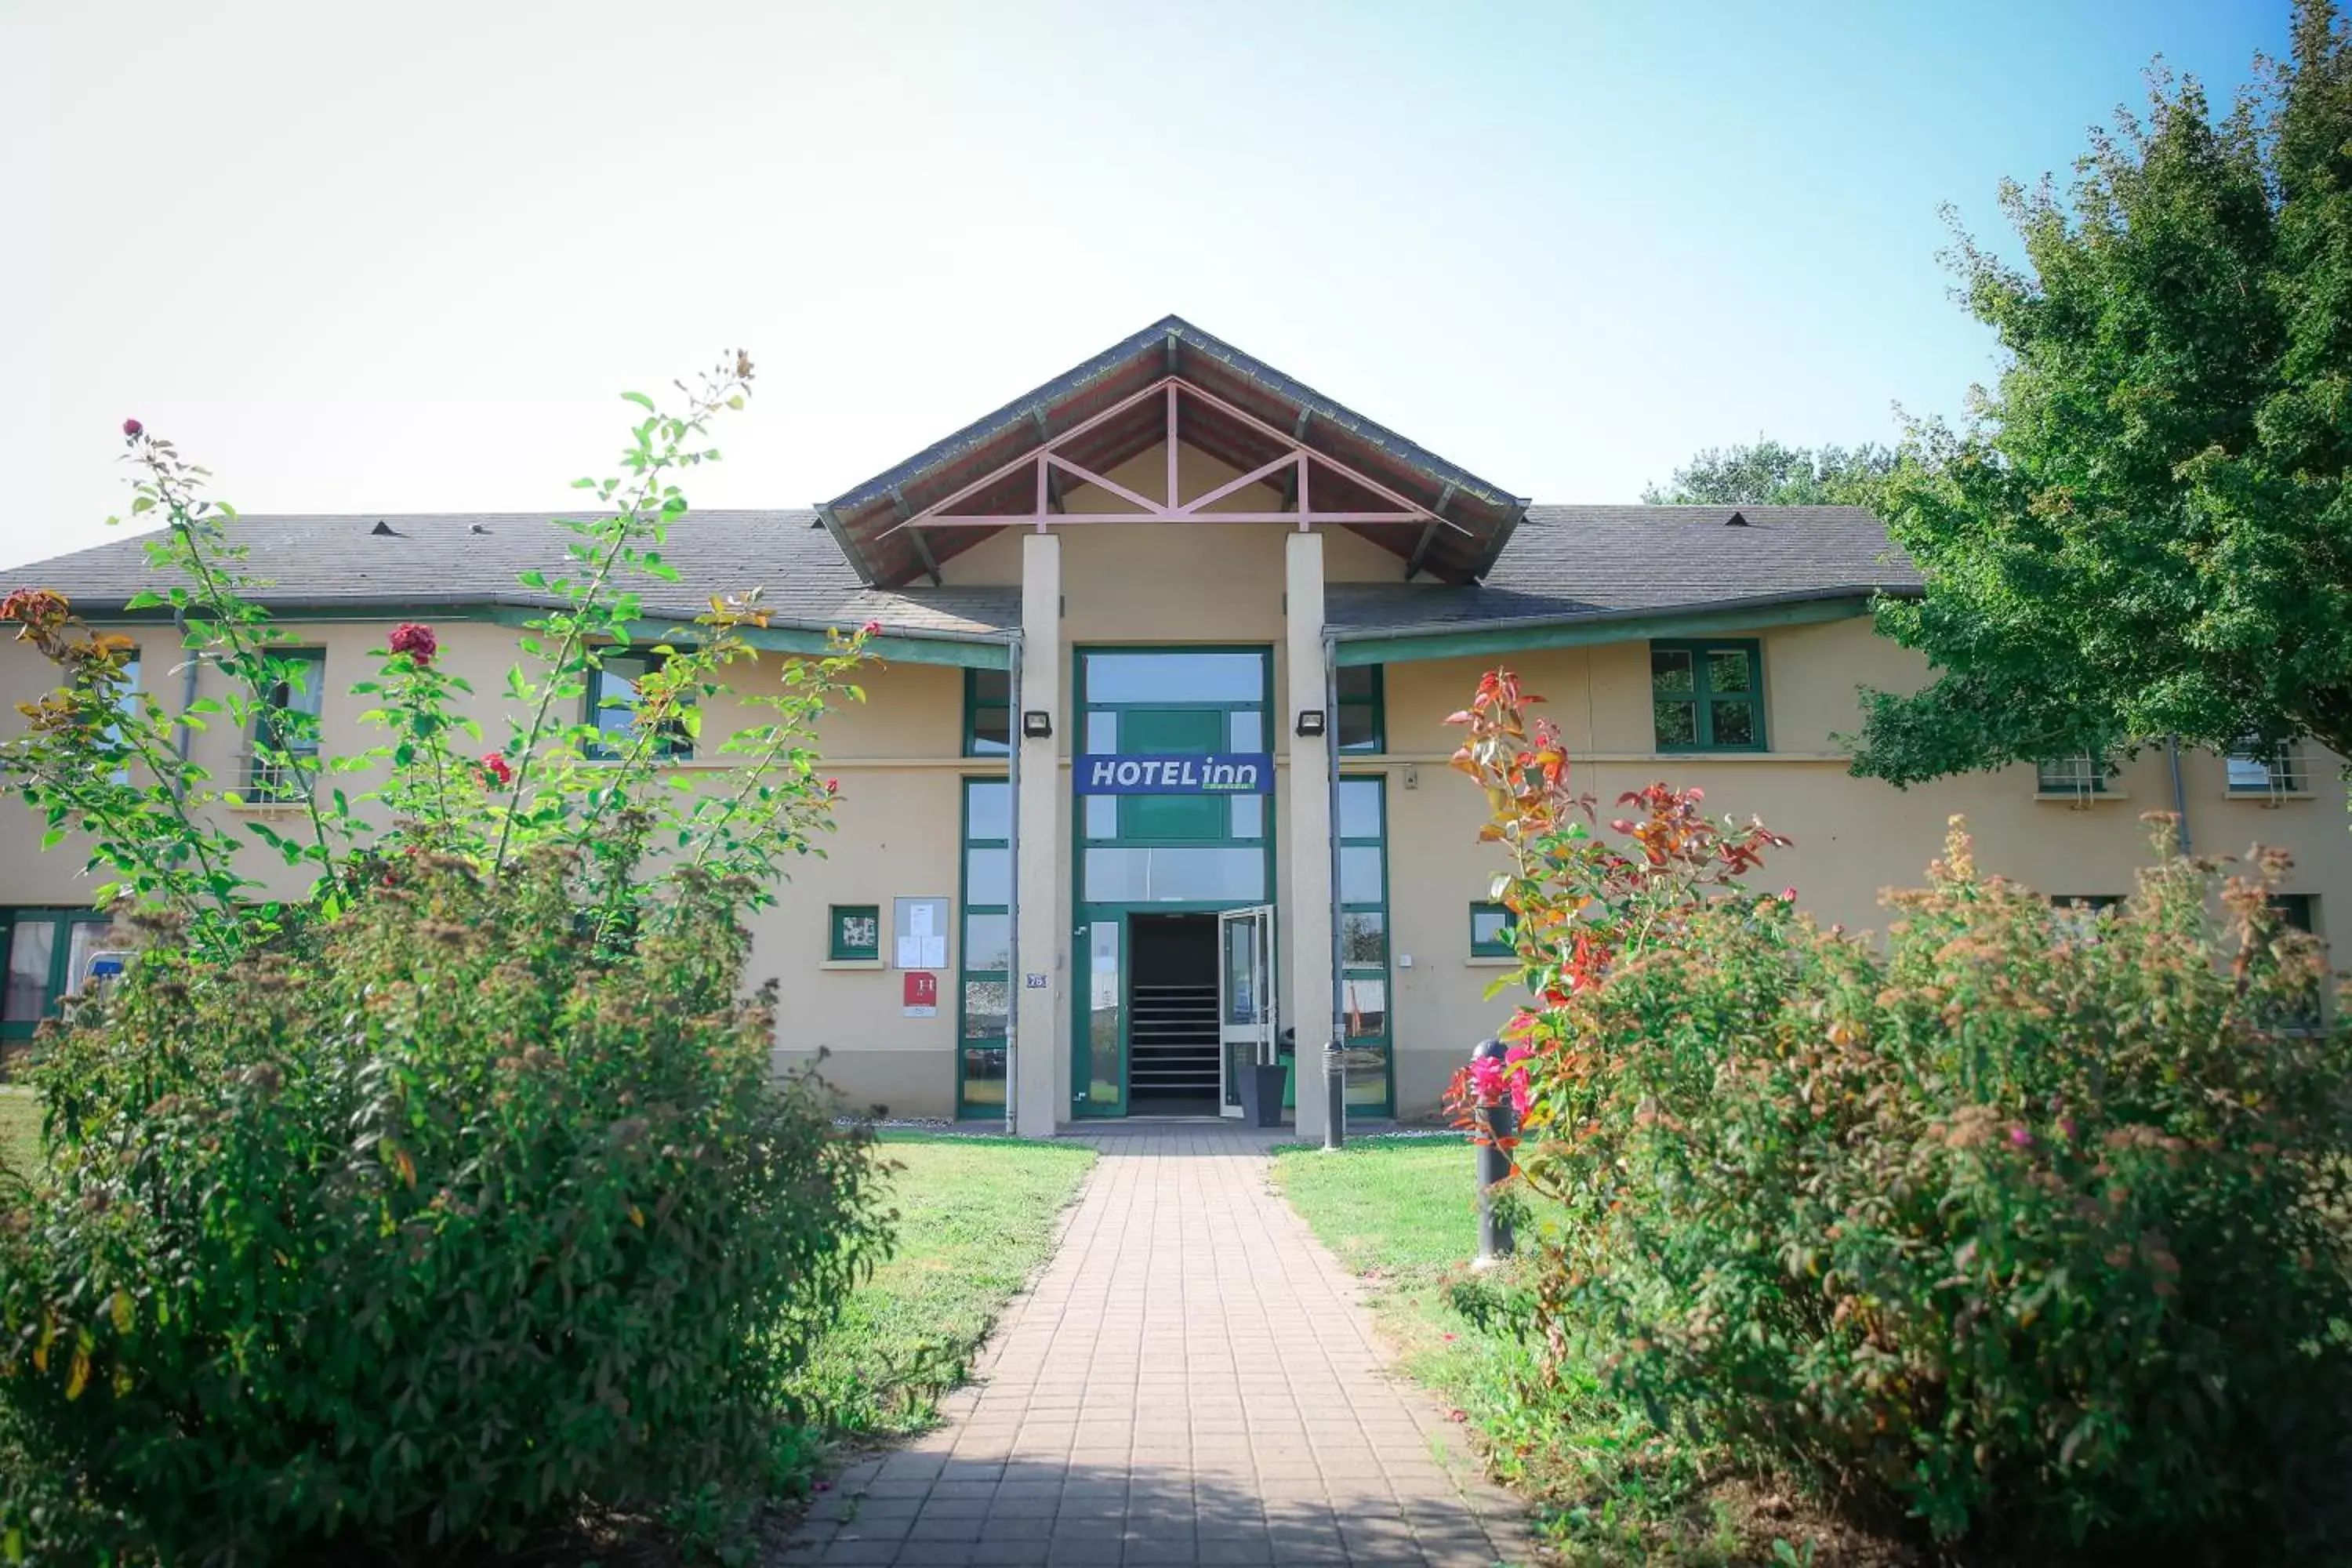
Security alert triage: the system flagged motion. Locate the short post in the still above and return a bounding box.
[1472,1037,1516,1267]
[1323,1039,1345,1150]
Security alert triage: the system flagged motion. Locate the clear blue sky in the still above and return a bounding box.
[0,1,2297,568]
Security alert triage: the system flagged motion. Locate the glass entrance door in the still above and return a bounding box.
[1217,904,1276,1120]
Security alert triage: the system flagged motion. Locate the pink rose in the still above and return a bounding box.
[481,751,514,786]
[387,622,437,667]
[860,619,883,637]
[122,418,143,439]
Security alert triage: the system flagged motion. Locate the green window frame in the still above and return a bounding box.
[1468,902,1516,958]
[2,907,118,1042]
[587,650,692,760]
[1335,775,1393,1116]
[828,905,881,963]
[248,647,326,799]
[1336,664,1384,754]
[956,779,1011,1117]
[964,668,1011,757]
[2035,753,2110,795]
[1650,639,1766,753]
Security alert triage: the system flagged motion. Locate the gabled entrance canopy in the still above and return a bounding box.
[818,316,1528,590]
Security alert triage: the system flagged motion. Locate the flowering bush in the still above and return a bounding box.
[1450,670,2352,1555]
[0,361,895,1559]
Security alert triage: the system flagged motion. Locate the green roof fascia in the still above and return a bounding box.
[1330,593,1882,668]
[474,606,1011,670]
[68,600,1010,670]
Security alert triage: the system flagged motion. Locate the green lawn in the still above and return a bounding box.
[794,1131,1096,1439]
[1276,1137,1856,1566]
[0,1087,38,1182]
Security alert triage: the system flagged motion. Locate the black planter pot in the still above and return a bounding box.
[1249,1063,1287,1128]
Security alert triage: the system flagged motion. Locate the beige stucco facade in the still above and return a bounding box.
[0,434,2343,1133]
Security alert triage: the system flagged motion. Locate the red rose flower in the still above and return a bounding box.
[824,777,839,795]
[481,751,514,787]
[122,418,143,439]
[859,619,882,637]
[387,622,437,667]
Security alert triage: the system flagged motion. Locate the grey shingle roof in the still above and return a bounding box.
[1326,505,1921,633]
[4,503,1916,641]
[3,510,1020,641]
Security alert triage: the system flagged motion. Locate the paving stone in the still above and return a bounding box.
[782,1127,1535,1566]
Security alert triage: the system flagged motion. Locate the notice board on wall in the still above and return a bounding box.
[892,896,949,971]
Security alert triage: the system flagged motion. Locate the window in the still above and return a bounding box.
[1469,902,1516,958]
[1,909,118,1041]
[588,651,691,759]
[1651,641,1764,752]
[2227,741,2307,795]
[829,905,881,963]
[1336,664,1384,753]
[957,780,1011,1116]
[2035,753,2111,796]
[964,668,1010,757]
[249,648,325,799]
[2050,894,2122,940]
[2267,895,2323,1029]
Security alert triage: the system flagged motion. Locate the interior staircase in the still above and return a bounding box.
[1128,982,1220,1099]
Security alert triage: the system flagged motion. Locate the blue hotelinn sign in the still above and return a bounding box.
[1075,753,1273,796]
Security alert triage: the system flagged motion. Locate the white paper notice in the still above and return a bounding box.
[909,903,935,938]
[895,937,923,970]
[920,935,948,969]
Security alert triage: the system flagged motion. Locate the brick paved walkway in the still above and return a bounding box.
[782,1124,1536,1567]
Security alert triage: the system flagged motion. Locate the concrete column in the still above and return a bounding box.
[1284,532,1334,1142]
[1013,534,1064,1139]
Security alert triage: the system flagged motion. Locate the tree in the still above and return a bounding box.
[1640,437,1900,507]
[1850,1,2352,788]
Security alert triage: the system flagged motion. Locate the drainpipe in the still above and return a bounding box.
[2166,735,2190,855]
[172,608,197,783]
[1323,630,1345,1144]
[1003,630,1022,1138]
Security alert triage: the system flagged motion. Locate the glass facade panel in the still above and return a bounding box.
[1707,648,1753,693]
[1229,794,1263,839]
[963,913,1011,972]
[1228,710,1263,751]
[965,847,1011,906]
[1341,910,1385,966]
[1082,652,1265,704]
[4,923,52,1023]
[962,979,1008,1040]
[1084,848,1266,903]
[1650,648,1694,694]
[1084,795,1119,839]
[1085,710,1118,755]
[965,781,1011,840]
[960,1047,1006,1105]
[64,923,107,997]
[1337,779,1383,840]
[1711,699,1755,746]
[1654,701,1697,747]
[1341,975,1387,1039]
[1083,920,1123,1109]
[1338,845,1384,904]
[1224,917,1265,1026]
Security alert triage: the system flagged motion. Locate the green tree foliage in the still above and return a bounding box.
[1852,2,2352,786]
[1639,437,1899,507]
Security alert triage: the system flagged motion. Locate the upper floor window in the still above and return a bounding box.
[2036,753,2111,796]
[1336,665,1384,753]
[964,668,1010,757]
[249,648,325,799]
[588,651,691,760]
[1468,902,1516,958]
[1651,641,1764,752]
[2227,740,2307,795]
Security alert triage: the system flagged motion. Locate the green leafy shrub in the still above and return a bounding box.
[0,361,896,1561]
[1452,670,2352,1556]
[0,849,890,1561]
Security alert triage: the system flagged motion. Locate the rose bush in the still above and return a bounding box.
[1451,669,2352,1558]
[0,361,897,1562]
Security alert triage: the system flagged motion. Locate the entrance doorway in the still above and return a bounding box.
[1127,913,1219,1116]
